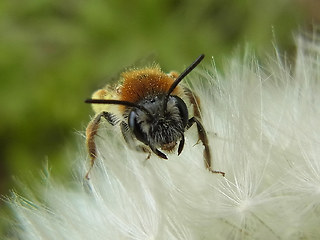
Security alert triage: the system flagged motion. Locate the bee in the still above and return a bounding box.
[85,54,225,179]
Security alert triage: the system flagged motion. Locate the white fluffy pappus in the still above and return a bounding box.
[6,35,320,240]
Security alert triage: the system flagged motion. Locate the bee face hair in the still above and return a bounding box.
[128,95,188,150]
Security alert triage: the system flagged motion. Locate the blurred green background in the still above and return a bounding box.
[0,0,318,236]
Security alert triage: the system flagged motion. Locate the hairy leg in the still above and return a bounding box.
[85,112,118,179]
[187,117,225,176]
[184,87,202,119]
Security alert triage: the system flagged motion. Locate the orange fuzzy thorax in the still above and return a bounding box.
[119,67,181,105]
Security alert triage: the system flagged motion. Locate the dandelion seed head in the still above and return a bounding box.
[236,199,252,213]
[5,33,320,239]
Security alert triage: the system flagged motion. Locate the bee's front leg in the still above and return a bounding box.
[187,117,225,177]
[85,112,118,179]
[183,87,202,119]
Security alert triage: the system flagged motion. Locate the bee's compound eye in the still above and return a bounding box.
[172,96,189,128]
[128,110,148,145]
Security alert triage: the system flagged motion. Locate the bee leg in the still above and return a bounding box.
[85,112,119,179]
[120,121,151,159]
[183,87,201,119]
[187,117,225,177]
[184,87,206,145]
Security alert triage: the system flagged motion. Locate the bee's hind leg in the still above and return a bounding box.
[85,112,119,179]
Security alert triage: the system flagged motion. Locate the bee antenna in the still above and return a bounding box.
[85,99,154,119]
[163,54,205,113]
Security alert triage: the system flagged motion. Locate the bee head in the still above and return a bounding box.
[128,54,204,153]
[128,95,188,151]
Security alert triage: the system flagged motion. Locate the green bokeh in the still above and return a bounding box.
[0,0,308,236]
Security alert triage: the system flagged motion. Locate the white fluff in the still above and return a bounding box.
[7,35,320,239]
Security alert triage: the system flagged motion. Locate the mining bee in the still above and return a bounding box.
[85,54,225,179]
